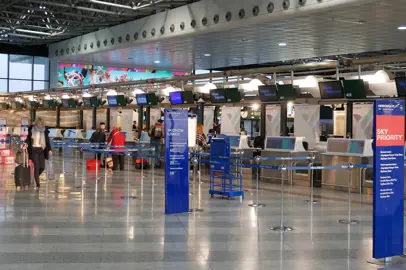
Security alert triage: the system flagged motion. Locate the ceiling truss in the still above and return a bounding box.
[0,0,194,45]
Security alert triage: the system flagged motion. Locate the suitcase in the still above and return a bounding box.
[135,159,149,169]
[86,159,101,170]
[14,150,31,187]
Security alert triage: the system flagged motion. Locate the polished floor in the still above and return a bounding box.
[0,150,404,270]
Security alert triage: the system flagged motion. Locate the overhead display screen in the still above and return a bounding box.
[116,95,126,106]
[90,96,99,107]
[146,93,158,105]
[136,94,147,105]
[225,88,241,103]
[343,79,367,99]
[395,77,406,97]
[277,84,297,100]
[83,97,91,107]
[107,95,117,106]
[258,85,279,102]
[210,89,226,103]
[169,91,183,105]
[61,99,70,108]
[319,81,344,99]
[229,136,241,148]
[181,91,195,104]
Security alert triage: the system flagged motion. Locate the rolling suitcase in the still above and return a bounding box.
[14,150,31,188]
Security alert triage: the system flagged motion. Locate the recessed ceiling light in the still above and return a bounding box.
[278,42,287,47]
[398,26,406,30]
[204,53,211,57]
[154,60,160,64]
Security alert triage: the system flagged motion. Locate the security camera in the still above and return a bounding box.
[117,108,123,115]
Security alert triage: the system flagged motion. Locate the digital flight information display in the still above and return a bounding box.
[210,89,227,103]
[136,94,147,105]
[395,77,406,97]
[258,85,279,102]
[319,81,344,99]
[169,92,183,105]
[107,95,117,106]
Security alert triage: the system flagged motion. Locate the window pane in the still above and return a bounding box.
[0,79,7,92]
[33,81,49,91]
[34,57,49,81]
[9,80,32,92]
[0,54,7,78]
[9,55,32,80]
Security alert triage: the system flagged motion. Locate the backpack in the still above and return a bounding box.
[153,125,163,139]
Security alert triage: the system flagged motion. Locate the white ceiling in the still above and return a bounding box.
[58,0,406,71]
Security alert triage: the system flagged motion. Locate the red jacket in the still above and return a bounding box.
[107,128,125,151]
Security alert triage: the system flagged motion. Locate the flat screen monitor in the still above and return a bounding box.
[107,95,118,106]
[348,141,365,154]
[83,97,91,107]
[146,93,158,105]
[229,136,241,148]
[181,91,195,104]
[61,99,70,108]
[169,91,183,105]
[136,94,147,105]
[210,89,226,103]
[319,81,344,99]
[343,79,367,99]
[225,88,241,103]
[90,96,99,107]
[68,98,76,108]
[116,95,126,106]
[65,129,77,139]
[395,77,406,97]
[277,84,296,100]
[258,85,279,102]
[48,129,56,137]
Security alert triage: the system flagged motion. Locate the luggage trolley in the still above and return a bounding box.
[209,137,244,199]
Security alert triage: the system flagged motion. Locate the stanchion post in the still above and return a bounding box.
[271,165,293,232]
[304,154,318,204]
[189,157,203,213]
[151,146,155,183]
[338,162,359,225]
[121,153,137,200]
[249,156,265,208]
[141,144,144,179]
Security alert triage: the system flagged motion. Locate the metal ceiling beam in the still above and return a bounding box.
[85,0,165,11]
[26,0,137,16]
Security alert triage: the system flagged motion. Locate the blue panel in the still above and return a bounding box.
[373,99,405,259]
[164,109,189,214]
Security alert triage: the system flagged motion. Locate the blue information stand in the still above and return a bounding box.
[373,100,405,259]
[164,109,189,214]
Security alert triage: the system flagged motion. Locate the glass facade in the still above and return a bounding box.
[0,54,50,93]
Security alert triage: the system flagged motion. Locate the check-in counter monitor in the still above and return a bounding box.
[261,136,309,184]
[64,129,85,140]
[322,138,372,193]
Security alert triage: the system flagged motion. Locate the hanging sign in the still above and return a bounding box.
[373,99,405,259]
[164,109,189,214]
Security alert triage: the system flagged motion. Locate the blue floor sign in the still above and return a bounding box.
[373,100,405,259]
[164,109,189,214]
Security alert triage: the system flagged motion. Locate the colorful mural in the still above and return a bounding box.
[57,63,188,87]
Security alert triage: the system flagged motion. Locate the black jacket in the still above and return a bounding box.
[25,125,52,160]
[89,130,106,143]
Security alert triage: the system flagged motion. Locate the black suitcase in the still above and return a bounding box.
[14,165,31,187]
[14,150,31,187]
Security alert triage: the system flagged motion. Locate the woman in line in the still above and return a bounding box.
[107,123,125,171]
[25,117,52,189]
[196,124,207,149]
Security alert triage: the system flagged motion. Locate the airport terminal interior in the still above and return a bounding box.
[1,0,406,269]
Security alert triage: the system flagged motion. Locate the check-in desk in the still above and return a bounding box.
[322,138,373,193]
[261,136,308,184]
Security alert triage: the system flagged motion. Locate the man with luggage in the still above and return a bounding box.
[89,122,106,165]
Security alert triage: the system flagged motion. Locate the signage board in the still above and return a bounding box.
[164,109,189,214]
[373,99,405,259]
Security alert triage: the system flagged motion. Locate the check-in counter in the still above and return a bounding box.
[322,138,373,193]
[261,136,309,184]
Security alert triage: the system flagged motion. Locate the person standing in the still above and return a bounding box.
[107,124,125,171]
[213,120,221,134]
[196,124,207,148]
[89,122,106,163]
[149,119,164,168]
[25,117,52,189]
